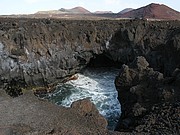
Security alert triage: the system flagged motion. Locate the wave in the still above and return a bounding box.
[46,68,121,130]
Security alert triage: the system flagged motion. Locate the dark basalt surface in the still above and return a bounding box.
[0,18,122,88]
[115,56,180,134]
[0,18,179,88]
[0,18,179,134]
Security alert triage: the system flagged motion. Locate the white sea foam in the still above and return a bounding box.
[47,68,121,130]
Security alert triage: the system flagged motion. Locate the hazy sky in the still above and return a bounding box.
[0,0,179,15]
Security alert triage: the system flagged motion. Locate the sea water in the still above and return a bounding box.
[45,68,121,130]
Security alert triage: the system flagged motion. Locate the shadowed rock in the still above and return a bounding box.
[115,56,180,134]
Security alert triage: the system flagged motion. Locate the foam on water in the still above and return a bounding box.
[46,68,121,130]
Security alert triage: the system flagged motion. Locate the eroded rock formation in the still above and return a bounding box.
[109,20,180,76]
[115,56,180,134]
[0,18,179,89]
[0,18,120,88]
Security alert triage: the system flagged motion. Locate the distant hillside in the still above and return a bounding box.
[36,10,64,14]
[36,6,91,14]
[94,11,113,14]
[34,4,180,20]
[118,8,133,14]
[69,6,91,14]
[118,3,180,20]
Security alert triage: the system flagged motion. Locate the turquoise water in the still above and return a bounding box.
[45,68,121,130]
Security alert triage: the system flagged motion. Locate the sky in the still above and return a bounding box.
[0,0,179,15]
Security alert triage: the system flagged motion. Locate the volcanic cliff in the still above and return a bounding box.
[0,18,179,134]
[0,18,179,87]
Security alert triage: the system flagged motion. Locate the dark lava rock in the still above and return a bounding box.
[0,91,112,135]
[115,56,180,134]
[134,102,180,134]
[0,18,179,90]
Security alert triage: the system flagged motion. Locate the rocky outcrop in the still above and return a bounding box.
[0,18,119,88]
[109,20,180,76]
[0,18,179,91]
[0,92,110,135]
[115,56,180,134]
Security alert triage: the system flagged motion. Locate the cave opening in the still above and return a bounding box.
[87,53,122,68]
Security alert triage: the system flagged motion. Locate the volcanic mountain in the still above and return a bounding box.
[71,6,91,14]
[118,3,180,20]
[36,6,91,14]
[59,6,91,14]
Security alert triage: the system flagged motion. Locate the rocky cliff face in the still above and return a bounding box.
[109,20,180,75]
[0,18,179,89]
[0,18,119,87]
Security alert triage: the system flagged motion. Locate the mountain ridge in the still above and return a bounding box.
[34,3,180,20]
[36,6,91,14]
[118,3,180,20]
